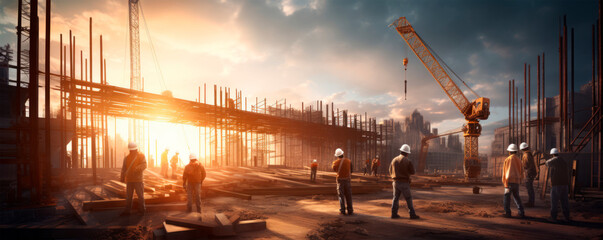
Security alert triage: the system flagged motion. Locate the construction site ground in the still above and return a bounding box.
[1,167,602,240]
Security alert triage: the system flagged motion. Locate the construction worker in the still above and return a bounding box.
[310,159,318,182]
[120,142,147,215]
[161,148,169,178]
[502,144,525,218]
[170,151,180,179]
[372,155,381,177]
[332,148,353,215]
[363,158,371,175]
[183,153,206,213]
[546,148,571,222]
[520,142,537,207]
[389,144,420,219]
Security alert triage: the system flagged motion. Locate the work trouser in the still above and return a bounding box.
[392,181,415,215]
[372,167,378,177]
[186,183,202,213]
[310,169,317,182]
[503,183,524,215]
[550,185,570,220]
[336,178,353,214]
[171,166,177,179]
[124,182,145,213]
[525,177,535,205]
[161,164,168,177]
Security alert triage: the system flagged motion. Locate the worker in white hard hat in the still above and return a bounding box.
[371,155,381,177]
[501,144,525,218]
[170,151,180,179]
[332,148,354,215]
[519,142,537,207]
[310,159,318,182]
[389,144,419,219]
[182,153,206,213]
[120,142,147,215]
[545,148,571,222]
[160,148,169,178]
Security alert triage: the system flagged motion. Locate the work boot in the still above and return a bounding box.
[339,211,346,215]
[391,214,401,219]
[409,214,420,219]
[502,212,512,218]
[347,211,354,216]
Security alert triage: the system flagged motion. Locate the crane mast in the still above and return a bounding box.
[128,0,142,144]
[391,17,490,179]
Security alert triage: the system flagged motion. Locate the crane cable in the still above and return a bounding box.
[416,33,481,99]
[138,0,191,154]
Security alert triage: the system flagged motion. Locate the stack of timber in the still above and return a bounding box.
[156,212,266,239]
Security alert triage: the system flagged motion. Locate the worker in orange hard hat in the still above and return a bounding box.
[332,148,354,215]
[502,144,525,218]
[120,142,147,216]
[310,159,318,182]
[183,153,206,213]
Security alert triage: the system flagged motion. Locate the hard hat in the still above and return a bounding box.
[313,159,317,163]
[550,148,559,155]
[507,144,518,152]
[400,144,411,154]
[375,155,379,158]
[189,153,198,160]
[164,147,169,151]
[334,148,344,157]
[175,151,179,154]
[519,142,529,150]
[128,142,138,151]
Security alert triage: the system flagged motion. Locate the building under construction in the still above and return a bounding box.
[1,0,603,239]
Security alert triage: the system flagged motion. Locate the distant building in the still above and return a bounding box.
[393,109,464,173]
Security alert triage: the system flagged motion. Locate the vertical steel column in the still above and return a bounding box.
[90,18,97,183]
[44,0,51,188]
[509,80,512,143]
[29,0,40,202]
[537,56,541,154]
[570,28,575,146]
[524,63,526,143]
[528,64,531,147]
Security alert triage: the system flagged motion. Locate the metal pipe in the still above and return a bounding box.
[528,64,531,147]
[90,17,96,183]
[44,0,51,189]
[537,56,540,154]
[592,24,596,187]
[509,80,512,144]
[524,63,527,143]
[571,28,575,148]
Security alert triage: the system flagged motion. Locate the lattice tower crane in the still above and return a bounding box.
[390,17,490,179]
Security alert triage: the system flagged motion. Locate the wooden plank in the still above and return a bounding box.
[250,172,316,187]
[213,213,236,236]
[228,214,240,225]
[208,189,252,200]
[82,195,180,211]
[238,185,382,196]
[165,216,214,232]
[540,165,549,200]
[163,222,204,240]
[234,220,266,233]
[109,180,155,193]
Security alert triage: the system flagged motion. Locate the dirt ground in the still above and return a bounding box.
[202,184,603,240]
[10,171,603,240]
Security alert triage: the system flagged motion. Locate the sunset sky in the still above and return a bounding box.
[0,0,599,155]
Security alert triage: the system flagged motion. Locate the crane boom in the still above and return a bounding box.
[128,0,141,144]
[391,17,490,179]
[391,17,470,114]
